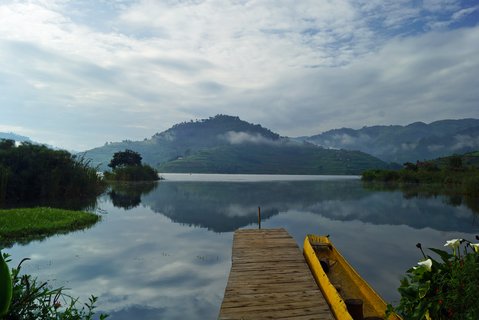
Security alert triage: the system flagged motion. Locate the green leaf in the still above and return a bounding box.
[0,250,13,316]
[418,280,430,299]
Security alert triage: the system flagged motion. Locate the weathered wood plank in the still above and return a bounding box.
[219,228,333,319]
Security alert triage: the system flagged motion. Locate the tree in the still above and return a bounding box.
[448,155,463,170]
[108,149,142,169]
[403,162,418,171]
[0,139,15,150]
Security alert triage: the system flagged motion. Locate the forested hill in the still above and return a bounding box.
[297,119,479,164]
[83,115,390,174]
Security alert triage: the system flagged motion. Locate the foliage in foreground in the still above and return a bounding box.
[0,208,100,247]
[1,251,108,319]
[388,238,479,319]
[0,140,105,206]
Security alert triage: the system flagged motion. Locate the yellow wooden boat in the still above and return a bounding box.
[303,234,401,320]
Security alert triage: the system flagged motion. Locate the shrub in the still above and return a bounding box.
[0,141,105,205]
[463,176,479,196]
[104,165,159,182]
[388,239,479,319]
[0,165,7,204]
[361,170,379,182]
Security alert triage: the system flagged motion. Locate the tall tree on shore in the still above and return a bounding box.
[108,149,142,169]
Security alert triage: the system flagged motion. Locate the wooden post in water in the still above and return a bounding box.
[258,206,261,229]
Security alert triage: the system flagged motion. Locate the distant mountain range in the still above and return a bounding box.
[0,132,68,152]
[83,115,390,174]
[0,132,31,143]
[296,119,479,164]
[5,116,478,174]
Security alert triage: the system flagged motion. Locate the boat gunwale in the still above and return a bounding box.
[303,234,401,320]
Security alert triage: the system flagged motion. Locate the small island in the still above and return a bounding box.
[103,149,160,181]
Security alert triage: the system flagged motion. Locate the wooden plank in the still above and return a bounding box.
[220,305,330,319]
[220,292,323,307]
[219,228,333,319]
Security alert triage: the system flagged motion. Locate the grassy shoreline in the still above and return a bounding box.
[0,207,100,246]
[362,168,479,196]
[361,152,479,196]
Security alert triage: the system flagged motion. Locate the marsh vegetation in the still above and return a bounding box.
[0,208,100,248]
[362,153,479,197]
[0,140,105,208]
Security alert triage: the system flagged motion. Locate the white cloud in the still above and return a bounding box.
[428,144,445,152]
[254,26,479,137]
[0,0,477,149]
[452,134,479,150]
[221,131,277,145]
[401,143,418,151]
[422,0,460,12]
[452,5,479,21]
[337,134,371,146]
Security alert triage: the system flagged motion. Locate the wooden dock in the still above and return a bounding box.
[219,228,334,320]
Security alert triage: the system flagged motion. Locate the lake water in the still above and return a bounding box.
[5,174,479,319]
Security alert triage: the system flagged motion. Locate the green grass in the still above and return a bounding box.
[0,207,100,247]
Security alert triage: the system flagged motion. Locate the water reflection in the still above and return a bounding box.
[5,176,479,319]
[363,181,479,216]
[8,201,233,319]
[140,180,479,233]
[108,182,157,210]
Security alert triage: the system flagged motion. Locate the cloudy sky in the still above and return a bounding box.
[0,0,478,150]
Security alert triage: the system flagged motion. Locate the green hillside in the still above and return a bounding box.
[431,151,479,168]
[83,115,280,170]
[83,115,391,174]
[158,143,390,175]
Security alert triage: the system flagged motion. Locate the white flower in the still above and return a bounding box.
[470,243,479,253]
[444,239,462,249]
[417,259,432,271]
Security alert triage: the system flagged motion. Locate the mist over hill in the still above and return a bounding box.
[83,115,390,174]
[0,132,31,143]
[297,119,479,164]
[5,117,477,173]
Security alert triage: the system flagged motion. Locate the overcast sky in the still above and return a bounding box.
[0,0,478,150]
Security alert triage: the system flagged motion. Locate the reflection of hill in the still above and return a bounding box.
[135,180,479,233]
[141,180,365,232]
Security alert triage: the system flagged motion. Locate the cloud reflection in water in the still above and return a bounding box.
[6,177,479,318]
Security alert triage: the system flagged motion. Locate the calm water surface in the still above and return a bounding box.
[6,174,479,319]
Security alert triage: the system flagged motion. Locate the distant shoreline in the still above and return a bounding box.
[160,173,361,182]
